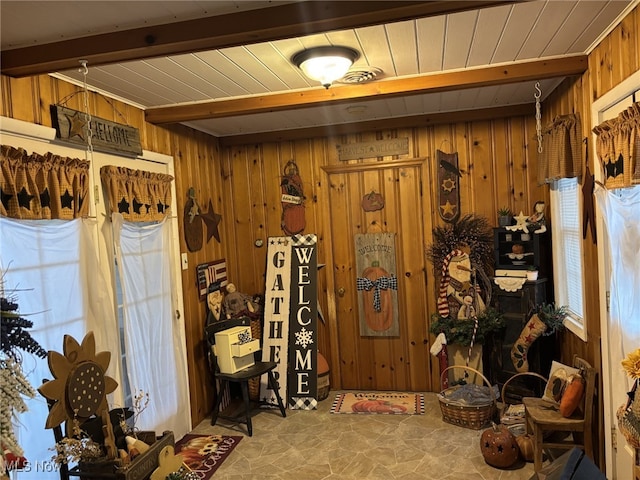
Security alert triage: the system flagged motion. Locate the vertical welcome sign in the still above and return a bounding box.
[260,234,318,410]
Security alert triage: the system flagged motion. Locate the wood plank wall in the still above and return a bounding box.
[537,5,639,468]
[1,8,637,460]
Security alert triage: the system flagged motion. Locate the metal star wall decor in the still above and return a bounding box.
[201,199,222,243]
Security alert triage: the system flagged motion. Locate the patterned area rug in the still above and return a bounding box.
[331,392,425,414]
[174,434,242,480]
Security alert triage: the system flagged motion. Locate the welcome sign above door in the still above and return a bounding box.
[51,105,142,156]
[336,138,408,161]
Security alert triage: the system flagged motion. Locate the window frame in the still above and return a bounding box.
[550,177,587,341]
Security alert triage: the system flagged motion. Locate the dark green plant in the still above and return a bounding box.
[534,302,568,335]
[1,296,47,359]
[430,307,504,346]
[497,206,512,217]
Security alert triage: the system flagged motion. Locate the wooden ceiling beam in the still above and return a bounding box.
[146,56,586,124]
[1,1,518,77]
[218,104,535,146]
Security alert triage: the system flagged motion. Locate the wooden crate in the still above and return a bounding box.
[69,431,174,480]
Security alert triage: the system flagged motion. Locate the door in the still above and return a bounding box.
[323,159,433,391]
[592,72,640,479]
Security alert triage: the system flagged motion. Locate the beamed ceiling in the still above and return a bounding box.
[1,1,636,145]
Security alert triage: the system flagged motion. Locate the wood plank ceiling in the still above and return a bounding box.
[1,1,635,143]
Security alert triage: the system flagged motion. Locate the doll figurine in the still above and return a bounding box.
[223,283,255,319]
[527,201,547,234]
[207,283,223,322]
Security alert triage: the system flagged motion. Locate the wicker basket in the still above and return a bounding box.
[438,365,496,430]
[499,372,548,431]
[248,317,262,401]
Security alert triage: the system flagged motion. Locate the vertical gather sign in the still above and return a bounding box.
[260,235,318,410]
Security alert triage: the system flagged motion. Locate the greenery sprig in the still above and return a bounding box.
[430,307,505,346]
[533,302,568,336]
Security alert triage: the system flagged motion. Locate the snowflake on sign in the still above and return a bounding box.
[295,327,314,349]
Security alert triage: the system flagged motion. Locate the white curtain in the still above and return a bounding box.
[594,184,640,394]
[111,213,190,439]
[0,217,118,480]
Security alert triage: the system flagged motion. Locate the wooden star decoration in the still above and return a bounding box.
[201,199,222,243]
[440,200,457,217]
[506,211,529,232]
[65,111,87,140]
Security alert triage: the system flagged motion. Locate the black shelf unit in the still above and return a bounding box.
[493,227,552,277]
[484,278,556,402]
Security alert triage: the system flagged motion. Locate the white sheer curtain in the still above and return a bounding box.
[0,217,118,480]
[594,184,640,394]
[111,213,190,439]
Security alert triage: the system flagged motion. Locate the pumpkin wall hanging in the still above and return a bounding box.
[354,232,399,337]
[361,191,384,212]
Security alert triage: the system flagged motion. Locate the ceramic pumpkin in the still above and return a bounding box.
[361,262,393,332]
[515,433,534,462]
[480,422,520,468]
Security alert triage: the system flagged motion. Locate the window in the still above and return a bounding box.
[550,177,586,340]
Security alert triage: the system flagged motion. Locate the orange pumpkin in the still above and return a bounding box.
[560,374,585,417]
[480,422,520,468]
[516,434,534,462]
[361,262,393,332]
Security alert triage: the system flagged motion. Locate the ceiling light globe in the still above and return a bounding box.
[293,47,360,89]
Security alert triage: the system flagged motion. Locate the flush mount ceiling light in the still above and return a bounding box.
[292,46,360,89]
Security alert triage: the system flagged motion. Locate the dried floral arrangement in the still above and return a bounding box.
[51,391,149,467]
[1,275,47,468]
[425,214,495,305]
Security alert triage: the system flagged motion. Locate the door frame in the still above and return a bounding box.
[0,116,190,419]
[320,157,435,390]
[591,69,640,479]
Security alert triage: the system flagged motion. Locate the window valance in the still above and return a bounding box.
[0,145,90,219]
[592,102,640,189]
[537,113,583,185]
[100,165,173,222]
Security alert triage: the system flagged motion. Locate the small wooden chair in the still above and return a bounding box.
[204,316,286,436]
[523,355,597,471]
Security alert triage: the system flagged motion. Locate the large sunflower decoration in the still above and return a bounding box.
[38,332,118,436]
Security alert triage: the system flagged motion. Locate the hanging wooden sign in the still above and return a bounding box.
[337,138,408,161]
[51,105,142,156]
[355,233,399,337]
[437,149,461,223]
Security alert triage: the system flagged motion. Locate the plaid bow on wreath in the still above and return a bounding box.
[356,276,398,312]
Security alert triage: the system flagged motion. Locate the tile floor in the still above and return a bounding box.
[190,391,537,479]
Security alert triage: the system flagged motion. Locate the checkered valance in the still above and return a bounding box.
[592,101,640,189]
[1,145,90,219]
[100,165,173,222]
